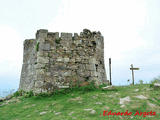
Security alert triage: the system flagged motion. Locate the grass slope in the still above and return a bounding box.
[0,84,160,120]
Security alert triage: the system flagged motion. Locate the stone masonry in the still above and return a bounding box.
[19,29,107,93]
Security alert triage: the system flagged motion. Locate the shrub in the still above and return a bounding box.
[36,92,51,97]
[99,83,108,89]
[73,80,97,92]
[13,90,34,98]
[24,91,34,98]
[150,76,160,87]
[13,90,24,97]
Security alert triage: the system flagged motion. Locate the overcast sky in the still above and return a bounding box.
[0,0,160,91]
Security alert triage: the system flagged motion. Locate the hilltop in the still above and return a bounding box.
[0,84,160,120]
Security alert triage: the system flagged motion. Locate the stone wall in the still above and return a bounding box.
[19,29,107,93]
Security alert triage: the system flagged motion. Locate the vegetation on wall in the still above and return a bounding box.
[55,38,62,44]
[36,42,39,52]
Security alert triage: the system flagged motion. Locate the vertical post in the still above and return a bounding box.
[131,64,134,85]
[109,58,112,85]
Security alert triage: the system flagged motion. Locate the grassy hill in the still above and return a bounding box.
[0,84,160,120]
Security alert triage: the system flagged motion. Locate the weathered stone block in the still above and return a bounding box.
[55,32,59,39]
[37,57,49,64]
[76,58,81,62]
[43,43,50,51]
[57,57,63,62]
[36,29,48,41]
[64,71,72,76]
[35,63,45,69]
[74,39,82,45]
[64,57,69,62]
[67,33,72,40]
[36,69,45,75]
[74,33,79,39]
[36,74,45,80]
[35,81,44,88]
[89,58,98,64]
[86,64,95,71]
[61,33,68,39]
[70,59,75,63]
[34,88,42,94]
[37,51,44,57]
[91,71,98,77]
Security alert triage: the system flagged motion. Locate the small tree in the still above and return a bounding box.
[127,79,130,85]
[139,80,143,85]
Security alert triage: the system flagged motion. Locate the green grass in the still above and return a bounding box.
[0,84,160,120]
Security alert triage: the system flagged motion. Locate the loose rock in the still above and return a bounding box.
[55,112,61,115]
[95,102,102,105]
[40,111,47,115]
[135,95,147,100]
[90,110,96,114]
[120,96,131,105]
[84,108,93,111]
[134,89,139,92]
[147,102,156,108]
[102,86,115,90]
[69,97,82,101]
[69,111,74,116]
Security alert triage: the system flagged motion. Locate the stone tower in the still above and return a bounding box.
[19,29,107,93]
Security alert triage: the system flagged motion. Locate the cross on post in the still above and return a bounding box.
[130,64,140,85]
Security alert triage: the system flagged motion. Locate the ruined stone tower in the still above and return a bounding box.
[19,29,107,93]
